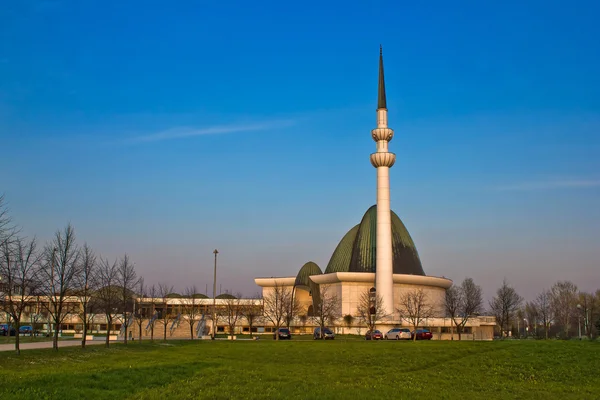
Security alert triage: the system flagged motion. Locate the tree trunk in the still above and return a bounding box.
[123,312,128,345]
[545,324,549,340]
[457,325,462,341]
[81,314,87,349]
[138,321,143,342]
[190,324,194,339]
[163,322,167,341]
[53,320,59,351]
[105,318,111,348]
[150,325,154,342]
[14,320,20,355]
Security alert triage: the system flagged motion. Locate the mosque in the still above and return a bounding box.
[255,49,495,339]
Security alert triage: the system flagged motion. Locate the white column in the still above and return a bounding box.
[376,166,394,317]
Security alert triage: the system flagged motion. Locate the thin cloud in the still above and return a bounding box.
[128,120,294,144]
[494,179,600,191]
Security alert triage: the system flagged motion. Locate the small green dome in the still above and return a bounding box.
[216,293,236,299]
[294,261,322,289]
[294,261,322,310]
[325,205,425,275]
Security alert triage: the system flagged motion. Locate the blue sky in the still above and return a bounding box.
[1,0,599,300]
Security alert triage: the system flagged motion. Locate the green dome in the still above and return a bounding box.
[294,261,322,289]
[325,205,425,275]
[216,293,236,299]
[294,262,322,310]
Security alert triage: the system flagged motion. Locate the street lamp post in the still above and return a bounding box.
[212,249,218,340]
[51,247,57,338]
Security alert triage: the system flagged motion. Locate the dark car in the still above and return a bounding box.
[365,329,384,340]
[0,324,17,336]
[313,327,335,340]
[273,328,291,340]
[19,325,33,335]
[411,329,433,340]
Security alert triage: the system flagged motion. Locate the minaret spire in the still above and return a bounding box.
[378,45,387,110]
[370,46,396,319]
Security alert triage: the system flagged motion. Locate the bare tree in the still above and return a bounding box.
[0,194,16,244]
[534,289,553,339]
[311,285,341,338]
[397,288,436,341]
[133,277,146,342]
[182,286,203,339]
[39,224,81,351]
[220,293,243,337]
[157,282,175,341]
[577,291,598,339]
[489,279,523,337]
[95,257,120,348]
[117,254,138,345]
[0,236,41,354]
[76,244,97,349]
[283,291,300,329]
[263,282,293,341]
[147,284,158,342]
[524,301,539,337]
[550,281,578,338]
[444,278,483,340]
[356,288,388,333]
[240,295,262,338]
[444,286,460,340]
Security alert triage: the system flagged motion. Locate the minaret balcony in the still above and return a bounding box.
[371,127,394,142]
[370,152,396,168]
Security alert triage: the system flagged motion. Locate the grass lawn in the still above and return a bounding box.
[0,339,598,399]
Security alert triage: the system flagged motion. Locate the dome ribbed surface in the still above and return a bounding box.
[294,261,322,309]
[294,262,322,289]
[325,205,425,275]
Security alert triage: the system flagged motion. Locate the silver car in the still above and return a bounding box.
[385,328,411,340]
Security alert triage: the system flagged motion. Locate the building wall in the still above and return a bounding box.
[337,281,446,318]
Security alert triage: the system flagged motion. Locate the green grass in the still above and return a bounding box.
[0,339,598,399]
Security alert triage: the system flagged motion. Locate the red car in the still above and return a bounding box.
[411,329,433,340]
[365,330,384,340]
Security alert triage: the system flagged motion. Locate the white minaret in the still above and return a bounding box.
[369,46,396,318]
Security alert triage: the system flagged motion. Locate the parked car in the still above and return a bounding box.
[0,324,17,336]
[365,330,384,340]
[385,328,412,340]
[273,328,291,340]
[19,325,33,335]
[313,327,335,340]
[411,329,433,340]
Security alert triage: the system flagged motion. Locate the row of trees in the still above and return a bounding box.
[262,276,600,342]
[0,196,142,354]
[490,279,600,339]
